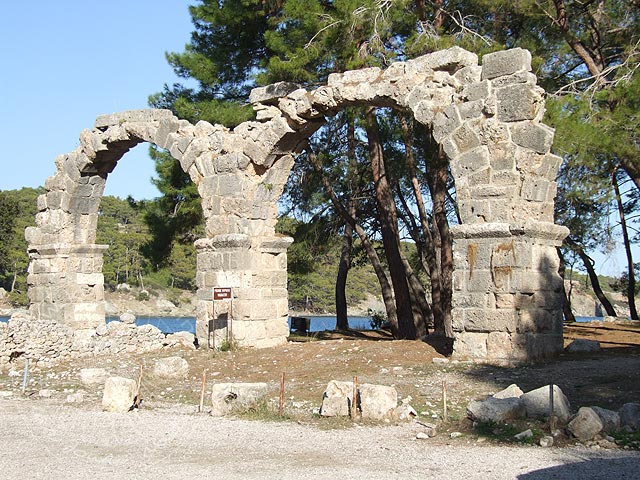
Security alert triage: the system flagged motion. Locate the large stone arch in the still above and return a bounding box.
[27,46,568,360]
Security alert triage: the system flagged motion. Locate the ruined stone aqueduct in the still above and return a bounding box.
[22,47,568,362]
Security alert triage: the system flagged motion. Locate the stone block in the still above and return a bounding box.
[320,381,354,417]
[565,338,601,353]
[462,80,491,102]
[102,376,137,412]
[493,384,524,399]
[568,407,604,441]
[153,356,189,379]
[496,84,540,122]
[517,309,555,334]
[465,308,517,333]
[487,332,513,359]
[359,384,398,421]
[454,146,490,177]
[481,48,532,80]
[521,384,571,422]
[454,65,482,85]
[432,105,462,143]
[249,82,301,105]
[153,117,181,150]
[510,123,554,154]
[210,383,270,416]
[453,331,488,358]
[412,46,478,73]
[467,396,525,422]
[452,123,481,153]
[458,100,484,120]
[619,403,640,431]
[591,406,620,433]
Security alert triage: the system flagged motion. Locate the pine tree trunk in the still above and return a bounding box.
[335,208,354,331]
[570,240,618,317]
[426,143,454,338]
[557,248,576,323]
[365,107,418,339]
[612,170,639,319]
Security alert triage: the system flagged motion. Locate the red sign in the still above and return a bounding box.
[213,287,232,300]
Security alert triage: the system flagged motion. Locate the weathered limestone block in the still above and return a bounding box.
[565,338,601,353]
[359,384,398,420]
[453,332,488,358]
[591,406,620,433]
[210,382,269,416]
[568,407,604,442]
[411,46,478,73]
[510,123,554,154]
[481,48,532,80]
[467,396,525,422]
[619,402,640,431]
[102,376,137,412]
[520,385,571,422]
[495,84,542,122]
[320,380,354,417]
[249,82,300,105]
[493,384,524,399]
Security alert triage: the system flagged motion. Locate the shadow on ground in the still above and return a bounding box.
[518,456,640,480]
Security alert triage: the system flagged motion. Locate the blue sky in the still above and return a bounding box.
[0,1,195,199]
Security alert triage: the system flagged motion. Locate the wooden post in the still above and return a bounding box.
[279,372,286,416]
[134,364,144,408]
[199,370,208,413]
[442,379,448,421]
[351,376,359,419]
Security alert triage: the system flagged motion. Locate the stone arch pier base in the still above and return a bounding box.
[25,46,569,361]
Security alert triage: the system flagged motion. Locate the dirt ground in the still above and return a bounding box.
[1,320,639,442]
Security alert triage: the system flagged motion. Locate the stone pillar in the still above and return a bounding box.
[27,244,108,329]
[195,234,292,349]
[451,222,568,362]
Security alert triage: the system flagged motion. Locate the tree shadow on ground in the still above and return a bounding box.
[517,456,639,480]
[457,348,640,409]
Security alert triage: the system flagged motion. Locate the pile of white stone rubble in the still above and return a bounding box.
[0,311,195,367]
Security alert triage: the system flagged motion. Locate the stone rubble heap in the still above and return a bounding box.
[0,312,195,367]
[467,383,640,443]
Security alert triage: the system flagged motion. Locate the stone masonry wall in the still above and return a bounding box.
[22,46,567,361]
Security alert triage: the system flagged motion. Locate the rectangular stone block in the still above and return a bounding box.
[464,308,517,333]
[496,84,539,122]
[510,123,554,154]
[486,331,514,359]
[453,331,488,358]
[481,48,532,80]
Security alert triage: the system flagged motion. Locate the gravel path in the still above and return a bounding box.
[1,399,638,479]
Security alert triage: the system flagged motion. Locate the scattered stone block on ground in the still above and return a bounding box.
[520,385,571,422]
[619,402,640,432]
[567,407,604,442]
[102,376,137,412]
[210,382,269,417]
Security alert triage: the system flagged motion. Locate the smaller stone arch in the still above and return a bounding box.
[27,46,568,361]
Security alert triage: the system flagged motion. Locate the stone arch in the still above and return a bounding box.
[27,46,568,360]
